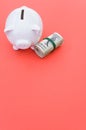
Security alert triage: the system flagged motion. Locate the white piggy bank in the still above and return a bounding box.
[4,6,43,50]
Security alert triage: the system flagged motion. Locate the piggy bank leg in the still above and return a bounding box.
[31,45,35,50]
[13,45,19,50]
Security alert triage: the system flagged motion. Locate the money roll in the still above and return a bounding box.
[34,32,64,58]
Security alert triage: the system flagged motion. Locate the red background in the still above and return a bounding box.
[0,0,86,130]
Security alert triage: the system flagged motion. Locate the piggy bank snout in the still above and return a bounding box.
[15,40,31,49]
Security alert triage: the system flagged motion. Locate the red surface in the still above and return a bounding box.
[0,0,86,130]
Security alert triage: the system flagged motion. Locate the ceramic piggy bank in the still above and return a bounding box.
[4,6,43,50]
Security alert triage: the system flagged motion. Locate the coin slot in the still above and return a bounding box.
[21,10,24,20]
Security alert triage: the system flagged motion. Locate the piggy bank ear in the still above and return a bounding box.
[4,26,14,33]
[32,25,40,34]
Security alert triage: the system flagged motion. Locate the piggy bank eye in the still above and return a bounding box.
[21,10,24,20]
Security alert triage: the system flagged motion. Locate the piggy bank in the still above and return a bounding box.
[4,6,43,50]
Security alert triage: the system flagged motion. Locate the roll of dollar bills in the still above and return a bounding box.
[34,32,64,58]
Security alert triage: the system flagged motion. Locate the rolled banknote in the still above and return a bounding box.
[34,32,64,58]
